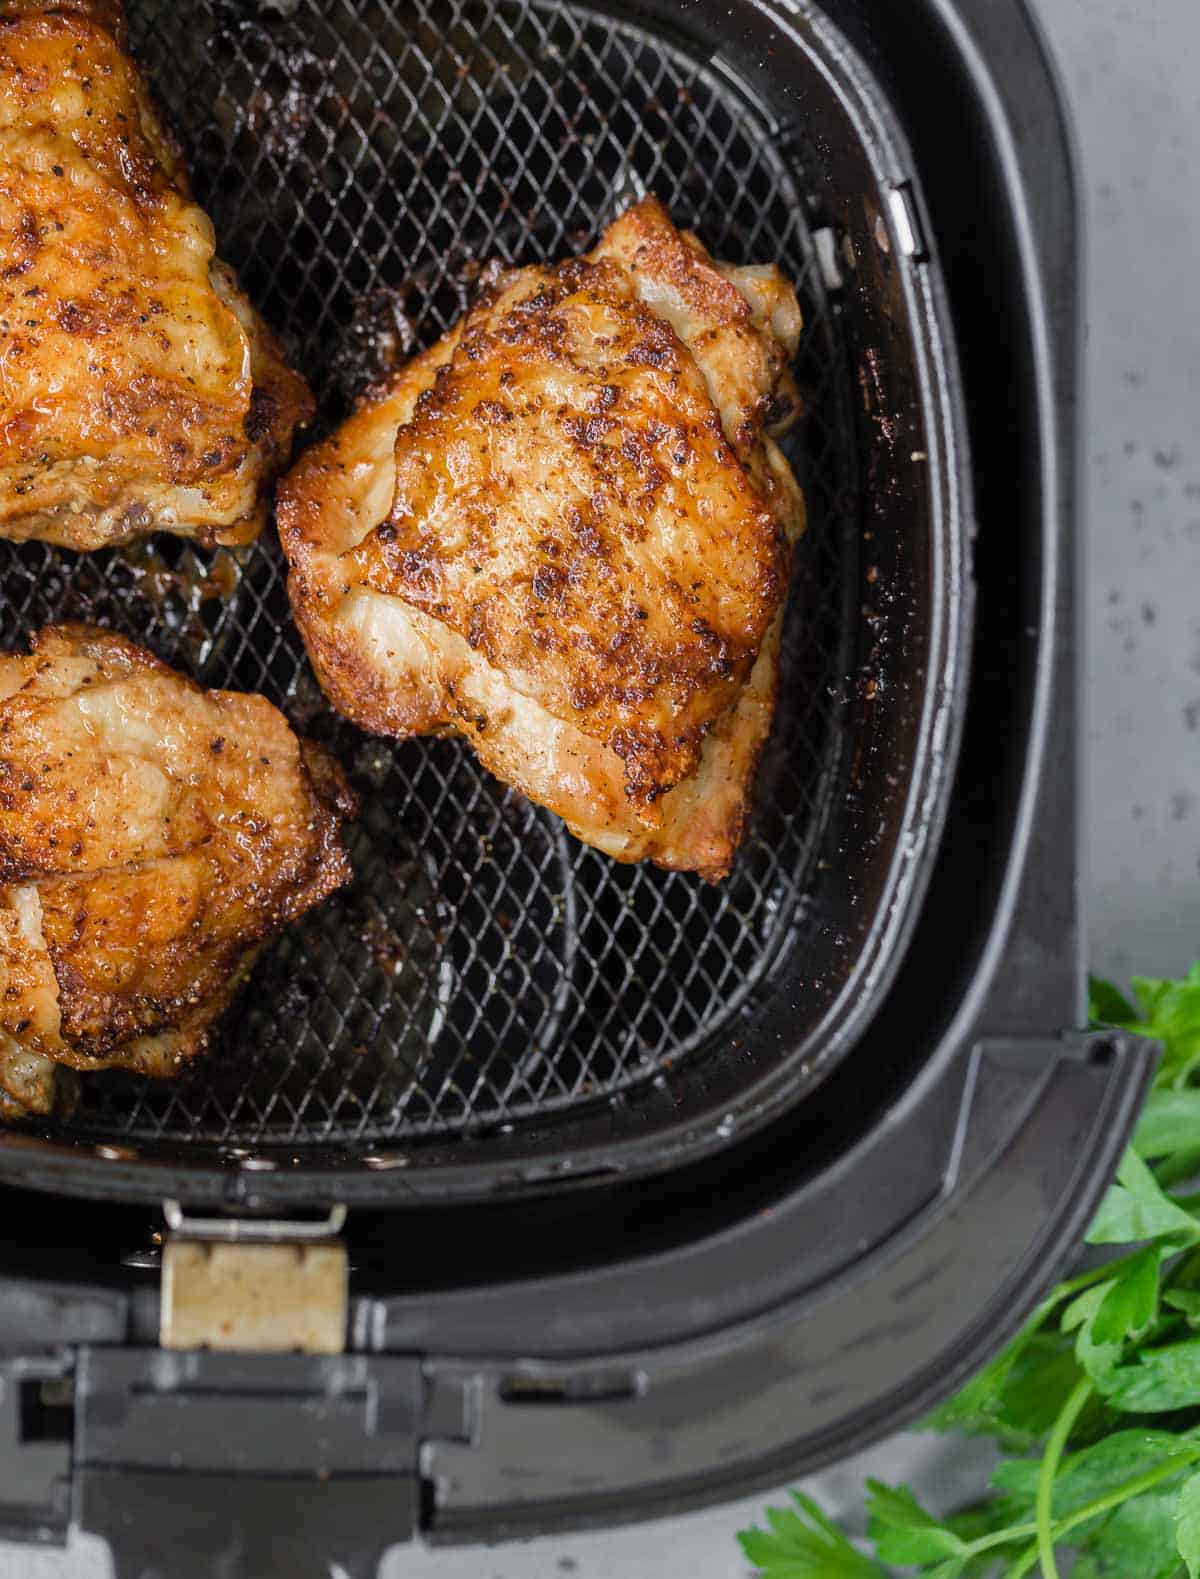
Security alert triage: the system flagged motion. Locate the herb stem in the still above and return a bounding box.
[1055,1448,1200,1535]
[1002,1543,1043,1579]
[1035,1377,1092,1579]
[962,1520,1039,1556]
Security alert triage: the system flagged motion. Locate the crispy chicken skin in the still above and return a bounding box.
[0,625,357,1116]
[0,0,313,550]
[280,197,804,881]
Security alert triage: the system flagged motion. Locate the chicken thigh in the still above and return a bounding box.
[280,197,804,881]
[0,0,312,549]
[0,625,357,1116]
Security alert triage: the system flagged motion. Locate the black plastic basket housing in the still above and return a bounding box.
[0,0,966,1205]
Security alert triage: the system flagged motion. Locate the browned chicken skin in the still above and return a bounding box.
[0,625,357,1116]
[0,0,313,549]
[280,197,804,881]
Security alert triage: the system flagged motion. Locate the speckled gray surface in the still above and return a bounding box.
[1,0,1196,1572]
[1078,0,1200,985]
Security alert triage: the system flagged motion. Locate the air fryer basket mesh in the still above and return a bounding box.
[0,0,856,1150]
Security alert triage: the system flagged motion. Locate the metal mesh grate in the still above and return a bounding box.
[0,0,857,1150]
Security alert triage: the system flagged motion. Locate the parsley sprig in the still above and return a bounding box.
[739,965,1200,1579]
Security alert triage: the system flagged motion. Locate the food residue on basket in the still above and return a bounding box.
[115,540,247,664]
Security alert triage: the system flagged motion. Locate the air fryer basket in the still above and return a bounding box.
[0,0,1154,1562]
[0,0,967,1206]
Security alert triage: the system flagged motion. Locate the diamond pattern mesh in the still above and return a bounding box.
[0,0,857,1151]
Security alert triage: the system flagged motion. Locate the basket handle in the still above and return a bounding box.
[79,1469,413,1579]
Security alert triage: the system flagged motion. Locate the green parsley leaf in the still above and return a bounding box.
[864,1481,968,1566]
[993,1429,1196,1517]
[1062,1283,1103,1333]
[1093,1245,1162,1344]
[1171,1249,1200,1290]
[1063,1282,1125,1380]
[1090,963,1200,1085]
[992,1335,1092,1444]
[1135,1089,1200,1160]
[737,1491,883,1577]
[1178,1471,1200,1578]
[1165,1289,1200,1325]
[1130,966,1200,1085]
[944,1495,1030,1544]
[1090,973,1140,1026]
[1099,1336,1200,1412]
[919,1327,1034,1438]
[1075,1487,1190,1578]
[1087,1149,1200,1246]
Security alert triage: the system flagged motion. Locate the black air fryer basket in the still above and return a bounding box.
[0,0,1155,1572]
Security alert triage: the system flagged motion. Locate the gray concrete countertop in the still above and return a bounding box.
[3,0,1197,1571]
[1075,0,1200,985]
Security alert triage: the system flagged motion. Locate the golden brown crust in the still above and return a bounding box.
[594,200,802,463]
[0,1,127,42]
[280,196,804,880]
[347,257,781,805]
[0,624,357,1112]
[0,1,313,549]
[281,340,460,738]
